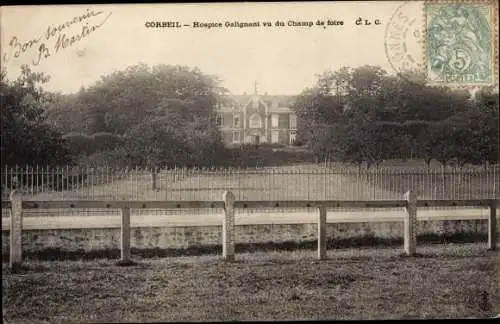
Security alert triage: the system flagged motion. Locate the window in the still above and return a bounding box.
[289,114,297,130]
[233,114,241,128]
[249,114,262,128]
[215,113,223,127]
[271,114,279,128]
[232,131,240,143]
[271,130,279,143]
[289,130,297,145]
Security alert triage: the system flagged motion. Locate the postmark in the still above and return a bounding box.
[425,1,496,86]
[384,1,426,83]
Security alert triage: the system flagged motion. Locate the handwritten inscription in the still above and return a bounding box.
[45,8,103,40]
[4,36,41,61]
[3,9,112,66]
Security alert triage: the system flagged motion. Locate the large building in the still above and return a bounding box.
[215,83,298,147]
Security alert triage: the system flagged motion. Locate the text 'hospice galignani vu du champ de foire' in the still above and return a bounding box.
[144,18,382,29]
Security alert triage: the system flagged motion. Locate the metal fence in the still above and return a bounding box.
[2,164,498,202]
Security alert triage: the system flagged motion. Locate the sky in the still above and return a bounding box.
[1,1,426,95]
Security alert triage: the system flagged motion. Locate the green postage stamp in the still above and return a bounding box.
[425,1,498,86]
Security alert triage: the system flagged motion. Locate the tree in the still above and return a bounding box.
[46,64,227,171]
[125,116,188,169]
[316,66,351,96]
[291,87,345,157]
[68,64,224,135]
[292,64,497,168]
[292,66,390,166]
[45,90,89,134]
[448,90,499,166]
[1,65,72,167]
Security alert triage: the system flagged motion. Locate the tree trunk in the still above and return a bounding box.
[440,163,446,199]
[151,169,157,190]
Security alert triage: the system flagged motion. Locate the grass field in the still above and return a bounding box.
[2,244,499,322]
[4,160,498,202]
[20,165,397,201]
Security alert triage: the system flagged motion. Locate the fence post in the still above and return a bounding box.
[404,190,417,256]
[9,190,23,270]
[488,202,497,250]
[222,190,235,261]
[318,207,327,260]
[121,207,131,262]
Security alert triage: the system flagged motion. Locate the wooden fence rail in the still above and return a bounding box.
[3,190,498,270]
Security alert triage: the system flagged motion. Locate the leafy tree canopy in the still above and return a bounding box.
[1,65,72,167]
[292,65,499,167]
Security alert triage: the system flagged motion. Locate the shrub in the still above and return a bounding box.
[77,149,132,170]
[90,132,125,152]
[62,132,94,156]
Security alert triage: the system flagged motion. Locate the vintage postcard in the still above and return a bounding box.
[1,1,499,322]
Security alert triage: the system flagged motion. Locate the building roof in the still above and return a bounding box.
[222,93,297,110]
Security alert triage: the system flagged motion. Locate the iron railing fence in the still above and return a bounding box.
[2,164,498,202]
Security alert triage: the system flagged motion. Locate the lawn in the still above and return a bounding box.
[359,167,499,201]
[2,244,499,322]
[19,165,397,201]
[4,160,498,202]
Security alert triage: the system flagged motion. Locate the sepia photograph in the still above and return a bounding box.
[1,0,499,322]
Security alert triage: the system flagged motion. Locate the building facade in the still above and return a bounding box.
[215,86,297,147]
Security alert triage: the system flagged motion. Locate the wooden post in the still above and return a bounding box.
[121,207,131,262]
[404,190,417,256]
[488,202,497,250]
[318,207,327,260]
[222,190,235,261]
[9,190,23,270]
